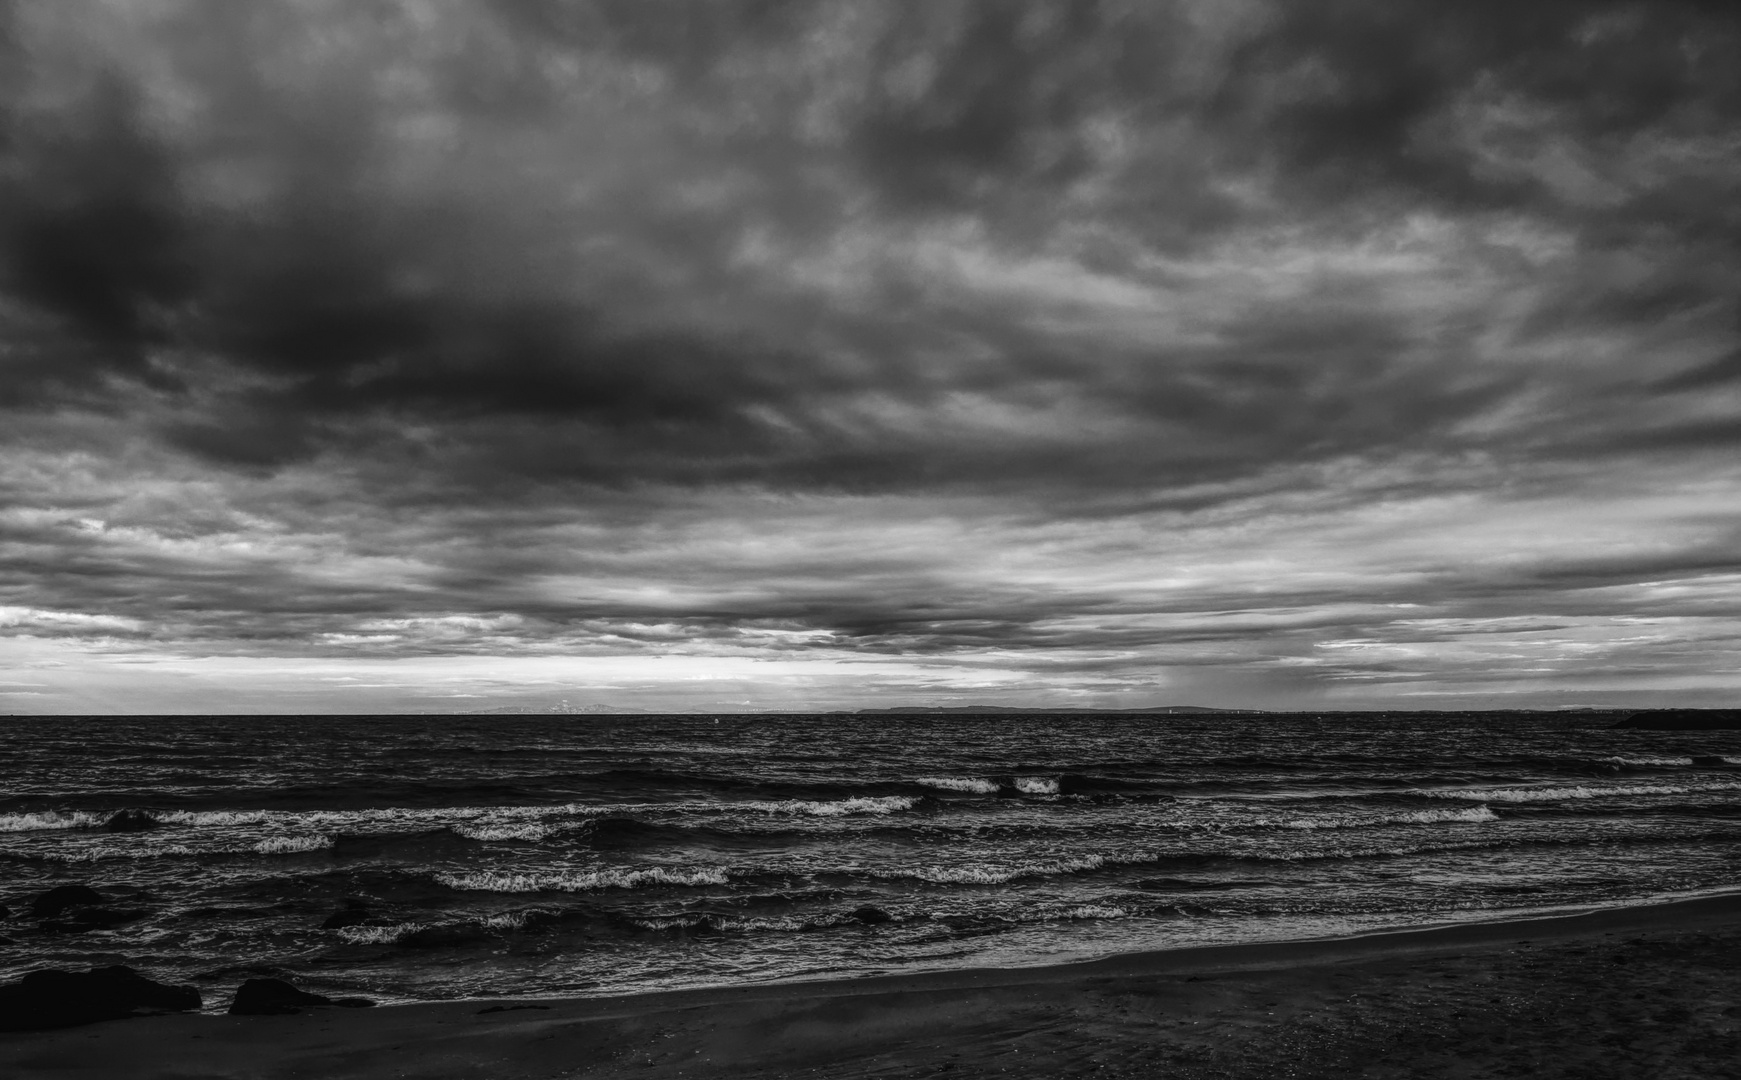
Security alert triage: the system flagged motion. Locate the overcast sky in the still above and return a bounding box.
[2,0,1739,714]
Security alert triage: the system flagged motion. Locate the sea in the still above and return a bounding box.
[3,712,1740,1007]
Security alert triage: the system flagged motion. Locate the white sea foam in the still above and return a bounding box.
[737,796,918,816]
[1054,904,1129,920]
[1014,777,1060,795]
[0,810,105,832]
[435,866,731,893]
[9,793,922,845]
[252,834,333,854]
[1399,806,1500,824]
[338,922,423,945]
[894,855,1107,885]
[156,809,271,827]
[625,915,703,931]
[1599,756,1693,767]
[1424,782,1741,803]
[916,777,1000,794]
[1282,806,1500,830]
[45,843,200,862]
[628,912,830,933]
[451,822,554,842]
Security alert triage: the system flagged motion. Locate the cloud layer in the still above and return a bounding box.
[3,0,1740,711]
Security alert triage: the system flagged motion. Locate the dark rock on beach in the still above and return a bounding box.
[228,977,333,1015]
[1615,709,1741,730]
[30,885,105,918]
[0,966,201,1031]
[103,809,162,832]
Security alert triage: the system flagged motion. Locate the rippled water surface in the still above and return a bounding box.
[3,712,1739,1002]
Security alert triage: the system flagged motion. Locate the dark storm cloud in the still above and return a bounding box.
[3,0,1741,709]
[0,0,1728,477]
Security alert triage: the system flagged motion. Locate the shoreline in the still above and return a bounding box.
[6,890,1741,1077]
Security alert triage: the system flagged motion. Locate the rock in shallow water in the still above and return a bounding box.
[229,978,331,1015]
[228,977,374,1015]
[0,966,201,1031]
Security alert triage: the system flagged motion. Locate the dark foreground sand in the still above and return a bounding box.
[5,894,1741,1080]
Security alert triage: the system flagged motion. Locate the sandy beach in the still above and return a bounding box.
[5,893,1740,1080]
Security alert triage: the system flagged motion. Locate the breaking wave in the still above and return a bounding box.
[1052,904,1130,920]
[0,810,106,832]
[252,834,334,854]
[889,855,1108,885]
[434,866,732,893]
[450,822,556,842]
[916,777,1000,794]
[627,911,848,934]
[1425,782,1741,804]
[157,809,272,827]
[736,796,918,816]
[1282,806,1500,829]
[40,843,201,862]
[338,922,424,945]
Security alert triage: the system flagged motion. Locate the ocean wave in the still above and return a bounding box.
[0,810,106,832]
[1598,756,1693,767]
[1282,806,1500,830]
[336,910,533,945]
[337,922,423,945]
[1013,777,1060,795]
[736,796,918,816]
[1051,904,1129,920]
[153,796,915,831]
[626,900,1134,936]
[891,854,1108,885]
[156,809,272,827]
[916,777,1000,794]
[39,843,200,862]
[434,866,731,893]
[252,834,334,854]
[450,822,556,842]
[0,793,924,845]
[1424,782,1741,804]
[627,911,843,934]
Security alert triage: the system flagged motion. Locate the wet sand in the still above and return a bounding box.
[5,893,1740,1079]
